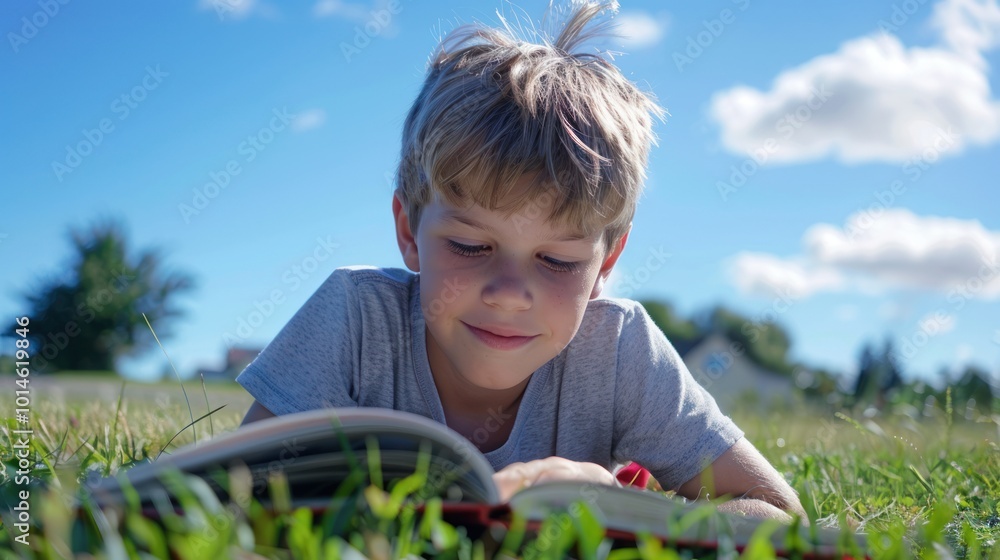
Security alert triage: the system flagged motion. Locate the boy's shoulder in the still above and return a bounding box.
[584,296,647,323]
[312,266,420,319]
[575,296,655,344]
[329,265,417,290]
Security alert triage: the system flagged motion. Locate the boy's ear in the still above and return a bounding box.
[392,191,420,272]
[590,226,631,299]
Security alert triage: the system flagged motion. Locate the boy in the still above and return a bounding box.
[238,1,805,521]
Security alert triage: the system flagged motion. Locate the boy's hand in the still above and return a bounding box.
[493,457,617,502]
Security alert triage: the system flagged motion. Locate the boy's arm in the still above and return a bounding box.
[241,400,276,425]
[675,437,806,521]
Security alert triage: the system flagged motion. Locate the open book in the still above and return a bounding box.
[87,408,863,558]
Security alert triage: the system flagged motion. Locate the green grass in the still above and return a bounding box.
[731,406,1000,557]
[1,376,998,558]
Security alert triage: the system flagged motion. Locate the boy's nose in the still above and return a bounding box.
[482,274,533,311]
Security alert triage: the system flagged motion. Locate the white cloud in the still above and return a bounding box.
[198,0,275,20]
[931,0,1000,65]
[314,0,366,19]
[709,0,1000,164]
[613,12,668,49]
[313,0,401,36]
[728,253,842,299]
[918,311,956,335]
[805,209,1000,295]
[729,209,1000,299]
[292,109,327,132]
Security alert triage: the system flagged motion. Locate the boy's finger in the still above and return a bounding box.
[493,459,617,501]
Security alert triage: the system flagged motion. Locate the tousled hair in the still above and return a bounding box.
[395,1,666,253]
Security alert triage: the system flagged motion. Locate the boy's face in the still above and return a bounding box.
[393,176,628,394]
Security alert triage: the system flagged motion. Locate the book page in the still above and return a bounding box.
[508,481,856,555]
[88,408,500,507]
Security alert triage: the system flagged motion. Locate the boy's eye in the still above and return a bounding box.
[447,240,490,257]
[541,256,578,273]
[447,240,579,273]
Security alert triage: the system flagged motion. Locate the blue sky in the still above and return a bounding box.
[3,0,999,389]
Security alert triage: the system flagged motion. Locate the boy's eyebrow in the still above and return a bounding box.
[442,211,587,242]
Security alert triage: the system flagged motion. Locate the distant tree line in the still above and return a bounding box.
[639,300,997,418]
[851,338,996,416]
[640,300,797,375]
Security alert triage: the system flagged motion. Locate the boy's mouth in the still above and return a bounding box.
[462,322,538,351]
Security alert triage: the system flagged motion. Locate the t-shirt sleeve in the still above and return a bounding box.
[611,304,744,491]
[236,269,361,415]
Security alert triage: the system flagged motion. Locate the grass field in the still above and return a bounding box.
[1,374,998,559]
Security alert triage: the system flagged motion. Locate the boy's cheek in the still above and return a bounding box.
[421,272,478,322]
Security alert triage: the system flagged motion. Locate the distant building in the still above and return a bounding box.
[679,333,796,413]
[196,347,261,382]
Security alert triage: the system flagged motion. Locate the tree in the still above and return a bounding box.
[799,367,842,403]
[952,365,996,416]
[20,220,195,373]
[639,300,701,351]
[706,306,795,376]
[641,303,798,375]
[852,337,905,408]
[881,339,903,394]
[852,342,879,406]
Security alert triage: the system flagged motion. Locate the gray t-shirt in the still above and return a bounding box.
[237,266,743,490]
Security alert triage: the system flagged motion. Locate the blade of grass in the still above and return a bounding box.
[198,373,214,438]
[143,312,196,442]
[156,405,227,459]
[908,464,933,494]
[109,381,126,457]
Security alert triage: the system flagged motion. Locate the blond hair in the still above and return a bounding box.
[395,1,665,253]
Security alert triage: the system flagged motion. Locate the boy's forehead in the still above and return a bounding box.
[431,195,594,243]
[442,206,590,242]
